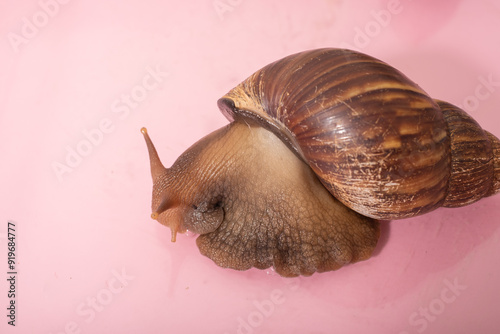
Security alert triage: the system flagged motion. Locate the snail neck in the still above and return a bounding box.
[167,120,289,204]
[150,120,282,239]
[150,120,307,234]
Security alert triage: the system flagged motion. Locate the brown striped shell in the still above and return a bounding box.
[218,48,500,220]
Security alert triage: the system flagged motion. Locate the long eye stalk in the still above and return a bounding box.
[141,127,167,180]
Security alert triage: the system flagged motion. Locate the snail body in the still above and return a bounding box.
[142,48,500,277]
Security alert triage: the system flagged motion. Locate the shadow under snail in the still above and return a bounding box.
[141,48,500,277]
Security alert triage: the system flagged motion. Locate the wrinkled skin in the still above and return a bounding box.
[142,121,379,277]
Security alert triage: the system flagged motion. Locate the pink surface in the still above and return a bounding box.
[1,1,500,333]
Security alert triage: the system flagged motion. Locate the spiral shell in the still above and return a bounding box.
[218,48,500,220]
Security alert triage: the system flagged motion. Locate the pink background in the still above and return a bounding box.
[1,0,500,333]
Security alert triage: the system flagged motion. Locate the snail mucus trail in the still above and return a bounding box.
[141,48,500,277]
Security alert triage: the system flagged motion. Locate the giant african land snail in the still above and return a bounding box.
[141,48,500,277]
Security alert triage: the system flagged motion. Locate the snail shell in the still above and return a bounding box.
[218,48,500,220]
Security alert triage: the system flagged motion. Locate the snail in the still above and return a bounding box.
[141,48,500,277]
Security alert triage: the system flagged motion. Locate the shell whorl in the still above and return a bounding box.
[218,48,500,220]
[438,100,500,206]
